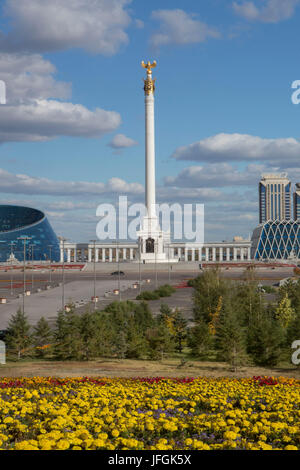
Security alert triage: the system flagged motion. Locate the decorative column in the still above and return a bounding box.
[248,246,251,260]
[109,248,112,263]
[233,248,237,261]
[212,247,216,262]
[142,60,157,221]
[205,247,209,261]
[226,247,230,261]
[219,247,223,262]
[88,248,92,263]
[102,248,105,262]
[95,248,99,263]
[67,249,71,263]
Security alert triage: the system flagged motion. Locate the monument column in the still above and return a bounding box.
[142,60,157,220]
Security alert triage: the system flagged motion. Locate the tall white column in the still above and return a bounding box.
[123,248,127,260]
[102,248,105,262]
[109,249,112,263]
[233,248,237,261]
[205,247,209,261]
[212,247,216,262]
[248,247,251,260]
[144,80,156,219]
[88,248,92,263]
[60,248,64,263]
[67,249,71,263]
[95,248,99,263]
[219,247,223,262]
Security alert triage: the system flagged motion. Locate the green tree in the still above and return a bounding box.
[53,306,81,360]
[172,309,187,354]
[275,293,296,329]
[247,313,284,367]
[79,311,97,360]
[192,269,230,324]
[146,325,174,361]
[32,317,53,358]
[188,319,212,359]
[215,306,247,372]
[6,309,32,360]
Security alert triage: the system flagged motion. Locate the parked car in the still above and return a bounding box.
[111,271,125,276]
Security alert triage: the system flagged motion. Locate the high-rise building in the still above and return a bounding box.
[294,183,300,220]
[259,173,291,223]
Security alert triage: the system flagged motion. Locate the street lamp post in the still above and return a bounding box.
[155,240,158,289]
[168,243,171,284]
[90,240,97,309]
[10,242,15,296]
[138,239,142,296]
[48,245,52,284]
[18,236,32,314]
[29,244,34,291]
[117,241,121,302]
[58,237,68,312]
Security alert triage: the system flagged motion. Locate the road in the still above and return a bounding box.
[0,262,295,329]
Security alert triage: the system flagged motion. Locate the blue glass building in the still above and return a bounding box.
[294,184,300,220]
[0,205,60,262]
[252,220,300,260]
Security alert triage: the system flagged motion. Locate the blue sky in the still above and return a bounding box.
[0,0,300,242]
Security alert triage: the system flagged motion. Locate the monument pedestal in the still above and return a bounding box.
[137,215,178,264]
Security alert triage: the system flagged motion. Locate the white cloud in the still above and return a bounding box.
[233,0,299,23]
[108,133,138,149]
[0,168,144,196]
[150,9,220,48]
[0,52,122,142]
[0,99,121,142]
[0,0,132,54]
[165,163,265,188]
[172,133,300,165]
[0,52,71,104]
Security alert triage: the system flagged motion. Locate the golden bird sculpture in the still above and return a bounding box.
[141,60,157,73]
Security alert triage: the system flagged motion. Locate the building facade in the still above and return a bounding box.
[60,240,252,264]
[0,205,60,262]
[294,183,300,220]
[259,173,291,223]
[252,220,300,260]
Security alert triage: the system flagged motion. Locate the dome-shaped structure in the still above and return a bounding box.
[0,205,60,262]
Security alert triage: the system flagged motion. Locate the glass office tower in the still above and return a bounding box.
[259,174,291,223]
[294,183,300,220]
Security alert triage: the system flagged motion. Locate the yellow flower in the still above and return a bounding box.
[224,431,237,441]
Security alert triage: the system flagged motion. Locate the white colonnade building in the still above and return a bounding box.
[60,240,252,264]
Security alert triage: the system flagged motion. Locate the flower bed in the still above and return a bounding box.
[0,376,299,450]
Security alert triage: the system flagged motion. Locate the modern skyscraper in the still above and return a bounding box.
[294,183,300,220]
[259,173,291,223]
